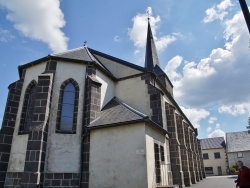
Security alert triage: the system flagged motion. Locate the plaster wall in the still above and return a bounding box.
[45,61,86,172]
[89,123,148,188]
[96,69,115,108]
[8,62,47,172]
[145,125,169,188]
[115,77,151,116]
[94,54,142,78]
[228,151,250,168]
[202,148,227,175]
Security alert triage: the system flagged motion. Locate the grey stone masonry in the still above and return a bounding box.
[20,73,54,188]
[81,65,101,188]
[188,128,198,184]
[191,132,200,182]
[4,172,22,188]
[44,173,79,188]
[197,139,206,178]
[184,124,196,185]
[165,103,184,188]
[0,80,24,187]
[195,138,203,181]
[141,73,167,129]
[176,114,191,187]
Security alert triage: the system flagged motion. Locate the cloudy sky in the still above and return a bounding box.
[0,0,249,139]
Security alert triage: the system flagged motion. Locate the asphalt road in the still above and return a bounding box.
[190,175,238,188]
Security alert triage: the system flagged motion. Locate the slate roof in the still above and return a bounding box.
[226,131,250,152]
[200,137,226,150]
[51,46,95,62]
[145,21,160,71]
[88,97,148,129]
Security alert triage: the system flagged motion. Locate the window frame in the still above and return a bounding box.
[203,153,209,160]
[19,80,37,134]
[237,152,243,158]
[205,167,213,174]
[214,152,221,159]
[56,78,79,134]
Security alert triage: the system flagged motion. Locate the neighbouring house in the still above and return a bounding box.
[226,131,250,169]
[0,20,205,188]
[200,137,228,176]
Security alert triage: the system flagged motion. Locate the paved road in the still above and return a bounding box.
[191,175,238,188]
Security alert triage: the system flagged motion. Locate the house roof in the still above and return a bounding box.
[200,137,226,150]
[87,97,168,134]
[226,131,250,152]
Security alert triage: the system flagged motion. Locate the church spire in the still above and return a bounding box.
[144,19,160,71]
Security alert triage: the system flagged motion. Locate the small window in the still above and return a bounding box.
[154,143,161,183]
[214,152,221,159]
[19,80,37,133]
[60,83,75,131]
[237,152,243,158]
[56,79,79,133]
[160,145,165,162]
[205,167,213,174]
[203,153,209,159]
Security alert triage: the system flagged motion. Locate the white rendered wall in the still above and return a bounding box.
[115,77,151,117]
[145,125,168,187]
[228,151,250,168]
[202,148,228,175]
[94,54,143,78]
[45,62,86,173]
[8,62,47,172]
[89,123,148,188]
[96,69,115,108]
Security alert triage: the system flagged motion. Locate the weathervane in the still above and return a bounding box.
[147,9,150,21]
[84,40,87,46]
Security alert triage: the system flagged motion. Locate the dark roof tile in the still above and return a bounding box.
[88,97,147,128]
[200,137,226,150]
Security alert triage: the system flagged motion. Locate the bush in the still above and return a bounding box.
[232,163,239,171]
[230,168,236,172]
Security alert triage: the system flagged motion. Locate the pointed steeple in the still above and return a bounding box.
[144,20,160,71]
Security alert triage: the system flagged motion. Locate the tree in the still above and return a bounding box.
[247,117,250,133]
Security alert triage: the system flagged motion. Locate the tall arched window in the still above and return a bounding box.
[57,79,79,133]
[19,80,37,133]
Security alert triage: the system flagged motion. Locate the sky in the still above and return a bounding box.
[0,0,249,139]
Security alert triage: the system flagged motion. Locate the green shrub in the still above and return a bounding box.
[232,163,239,171]
[230,168,236,172]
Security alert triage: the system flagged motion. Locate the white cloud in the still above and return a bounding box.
[128,7,177,55]
[208,129,225,138]
[165,10,250,114]
[114,35,121,42]
[203,0,233,23]
[164,55,183,81]
[0,29,15,42]
[209,117,217,124]
[180,106,210,129]
[207,126,212,133]
[218,104,248,116]
[215,123,220,129]
[0,0,68,53]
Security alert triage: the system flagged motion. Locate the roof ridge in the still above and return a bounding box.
[51,46,85,56]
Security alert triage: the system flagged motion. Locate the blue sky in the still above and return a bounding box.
[0,0,249,139]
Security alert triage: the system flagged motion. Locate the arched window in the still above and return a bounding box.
[57,79,79,133]
[19,80,37,133]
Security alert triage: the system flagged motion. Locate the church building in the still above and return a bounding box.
[0,21,205,188]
